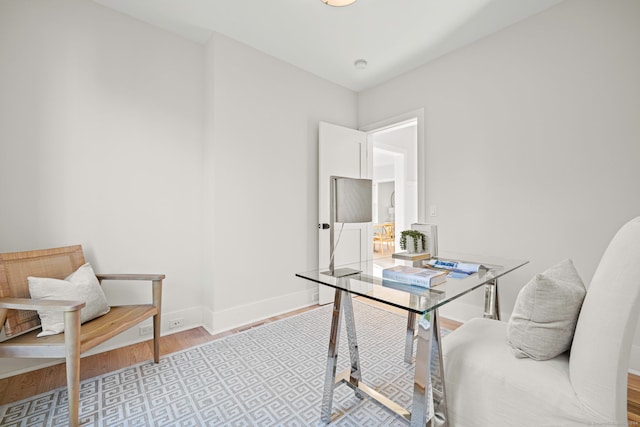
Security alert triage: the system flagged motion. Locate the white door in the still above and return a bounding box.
[318,122,372,305]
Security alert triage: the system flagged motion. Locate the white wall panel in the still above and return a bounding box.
[358,0,640,370]
[0,0,204,376]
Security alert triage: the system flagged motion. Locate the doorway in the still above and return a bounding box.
[370,119,418,259]
[316,113,422,305]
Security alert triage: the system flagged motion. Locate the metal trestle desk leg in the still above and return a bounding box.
[483,278,500,320]
[321,288,413,424]
[411,309,448,427]
[321,289,363,423]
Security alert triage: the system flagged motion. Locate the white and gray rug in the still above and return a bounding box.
[0,301,441,427]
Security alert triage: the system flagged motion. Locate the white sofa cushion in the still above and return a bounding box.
[443,318,609,427]
[506,259,586,360]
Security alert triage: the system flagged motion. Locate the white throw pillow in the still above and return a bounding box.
[507,259,586,360]
[28,263,111,337]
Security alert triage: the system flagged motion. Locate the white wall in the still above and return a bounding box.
[358,0,640,371]
[0,0,356,378]
[202,33,357,333]
[375,181,395,223]
[0,0,204,376]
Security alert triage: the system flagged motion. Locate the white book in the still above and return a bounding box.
[382,265,447,288]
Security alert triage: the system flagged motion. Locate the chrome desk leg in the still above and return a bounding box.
[483,278,501,320]
[404,294,422,363]
[411,309,448,427]
[342,290,363,397]
[321,289,363,424]
[430,310,448,427]
[405,312,417,363]
[321,289,343,423]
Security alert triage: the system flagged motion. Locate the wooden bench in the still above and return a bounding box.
[0,245,163,427]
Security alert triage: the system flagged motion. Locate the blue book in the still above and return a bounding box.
[427,259,483,275]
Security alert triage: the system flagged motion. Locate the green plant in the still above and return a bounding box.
[399,230,426,252]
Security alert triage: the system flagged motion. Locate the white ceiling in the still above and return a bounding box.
[91,0,564,92]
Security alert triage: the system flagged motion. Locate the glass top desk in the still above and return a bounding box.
[296,252,528,427]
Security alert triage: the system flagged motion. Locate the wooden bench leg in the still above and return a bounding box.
[152,278,162,363]
[153,313,161,363]
[64,310,82,427]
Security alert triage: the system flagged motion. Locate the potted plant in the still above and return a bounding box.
[399,230,427,253]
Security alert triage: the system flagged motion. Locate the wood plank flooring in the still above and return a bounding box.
[1,302,639,425]
[630,374,640,425]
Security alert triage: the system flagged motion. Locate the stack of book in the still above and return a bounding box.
[382,265,447,288]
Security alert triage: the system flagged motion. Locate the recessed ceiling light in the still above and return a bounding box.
[354,59,368,70]
[321,0,358,7]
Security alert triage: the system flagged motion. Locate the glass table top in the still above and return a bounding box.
[296,252,528,315]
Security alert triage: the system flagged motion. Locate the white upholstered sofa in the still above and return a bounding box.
[442,216,640,426]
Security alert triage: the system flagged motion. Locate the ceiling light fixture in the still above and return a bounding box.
[321,0,358,7]
[354,59,368,70]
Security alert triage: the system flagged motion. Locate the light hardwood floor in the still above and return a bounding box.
[1,302,639,425]
[630,374,640,424]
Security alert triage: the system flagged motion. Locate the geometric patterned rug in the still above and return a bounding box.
[0,300,442,426]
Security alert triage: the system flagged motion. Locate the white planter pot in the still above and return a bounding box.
[405,236,425,253]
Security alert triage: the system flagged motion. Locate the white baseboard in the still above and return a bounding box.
[0,358,61,380]
[203,289,317,335]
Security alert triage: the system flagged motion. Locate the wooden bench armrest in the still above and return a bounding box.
[0,297,85,311]
[96,274,165,281]
[95,274,164,310]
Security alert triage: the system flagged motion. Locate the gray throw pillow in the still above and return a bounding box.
[507,259,586,360]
